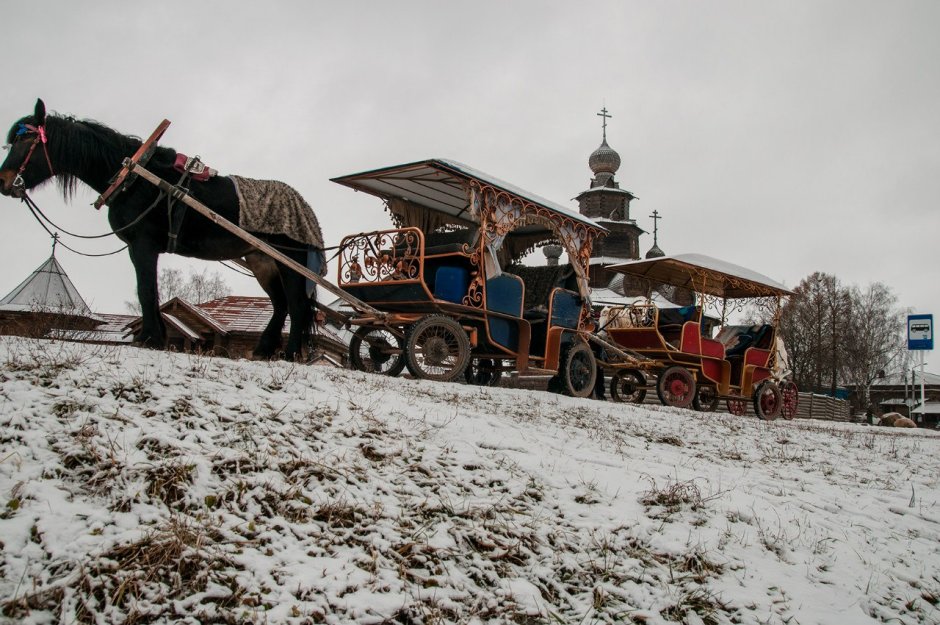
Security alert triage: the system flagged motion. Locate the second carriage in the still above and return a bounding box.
[595,253,798,419]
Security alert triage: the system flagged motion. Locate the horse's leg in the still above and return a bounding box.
[280,259,312,361]
[243,253,287,359]
[128,243,165,348]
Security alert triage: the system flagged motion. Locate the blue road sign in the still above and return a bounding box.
[908,314,933,350]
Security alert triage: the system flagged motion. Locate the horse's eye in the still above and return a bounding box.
[1,144,9,151]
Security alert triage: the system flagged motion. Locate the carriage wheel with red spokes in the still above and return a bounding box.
[726,398,747,416]
[656,366,696,409]
[780,380,799,420]
[753,381,782,421]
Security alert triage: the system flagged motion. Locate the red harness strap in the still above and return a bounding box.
[15,124,55,184]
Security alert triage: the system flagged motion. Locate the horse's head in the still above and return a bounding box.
[0,99,54,198]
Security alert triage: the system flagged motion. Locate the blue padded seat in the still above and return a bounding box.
[433,266,469,303]
[549,289,581,329]
[486,274,524,350]
[485,274,524,317]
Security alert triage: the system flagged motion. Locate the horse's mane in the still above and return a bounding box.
[42,114,173,202]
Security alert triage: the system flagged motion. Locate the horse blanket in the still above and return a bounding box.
[230,175,324,249]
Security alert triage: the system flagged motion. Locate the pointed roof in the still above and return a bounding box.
[0,253,94,317]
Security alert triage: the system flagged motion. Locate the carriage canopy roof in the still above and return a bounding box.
[607,253,792,299]
[330,158,606,237]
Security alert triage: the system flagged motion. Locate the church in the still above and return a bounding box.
[570,108,690,308]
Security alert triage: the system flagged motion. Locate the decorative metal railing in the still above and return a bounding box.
[338,227,424,285]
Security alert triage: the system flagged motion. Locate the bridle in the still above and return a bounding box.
[6,122,55,194]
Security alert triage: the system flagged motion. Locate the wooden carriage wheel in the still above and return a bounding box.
[656,366,696,409]
[610,369,647,404]
[726,397,747,416]
[404,315,471,382]
[348,326,405,376]
[753,381,782,420]
[779,380,799,420]
[692,385,720,412]
[464,358,503,386]
[557,341,597,398]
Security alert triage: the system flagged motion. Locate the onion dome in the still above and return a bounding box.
[645,242,665,259]
[589,138,621,175]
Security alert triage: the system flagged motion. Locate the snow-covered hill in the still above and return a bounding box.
[0,337,938,625]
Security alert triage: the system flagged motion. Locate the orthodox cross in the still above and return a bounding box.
[51,232,60,255]
[597,106,612,141]
[649,210,662,245]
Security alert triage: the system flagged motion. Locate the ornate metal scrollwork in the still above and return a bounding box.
[468,180,603,303]
[338,228,423,285]
[751,296,782,324]
[461,243,484,308]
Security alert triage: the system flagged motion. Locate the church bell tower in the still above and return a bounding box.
[576,108,645,288]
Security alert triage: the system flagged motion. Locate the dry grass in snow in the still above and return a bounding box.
[0,337,938,624]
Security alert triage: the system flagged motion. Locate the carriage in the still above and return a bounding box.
[595,253,798,419]
[330,159,606,396]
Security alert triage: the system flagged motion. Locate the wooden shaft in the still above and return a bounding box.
[125,159,384,319]
[95,120,171,209]
[588,333,645,367]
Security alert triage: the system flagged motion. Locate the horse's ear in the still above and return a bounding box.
[34,99,46,125]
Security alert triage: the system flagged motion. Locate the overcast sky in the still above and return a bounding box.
[2,1,938,369]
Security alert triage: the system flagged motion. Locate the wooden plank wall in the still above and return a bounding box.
[506,375,854,421]
[794,392,853,422]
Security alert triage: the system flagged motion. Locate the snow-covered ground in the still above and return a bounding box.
[0,336,938,625]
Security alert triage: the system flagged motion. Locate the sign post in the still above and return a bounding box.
[908,314,933,423]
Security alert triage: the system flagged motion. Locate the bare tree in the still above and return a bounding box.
[125,267,231,313]
[822,274,850,396]
[777,272,853,394]
[840,282,909,411]
[779,272,911,408]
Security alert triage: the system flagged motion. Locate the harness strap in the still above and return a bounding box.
[166,168,194,254]
[22,187,166,240]
[13,124,54,188]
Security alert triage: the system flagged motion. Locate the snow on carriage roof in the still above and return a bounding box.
[607,253,792,298]
[331,158,607,234]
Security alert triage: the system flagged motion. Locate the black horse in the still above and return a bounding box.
[0,99,325,360]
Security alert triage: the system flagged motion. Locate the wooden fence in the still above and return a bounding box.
[495,375,856,421]
[793,392,853,422]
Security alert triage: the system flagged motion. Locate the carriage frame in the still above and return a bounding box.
[330,159,608,396]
